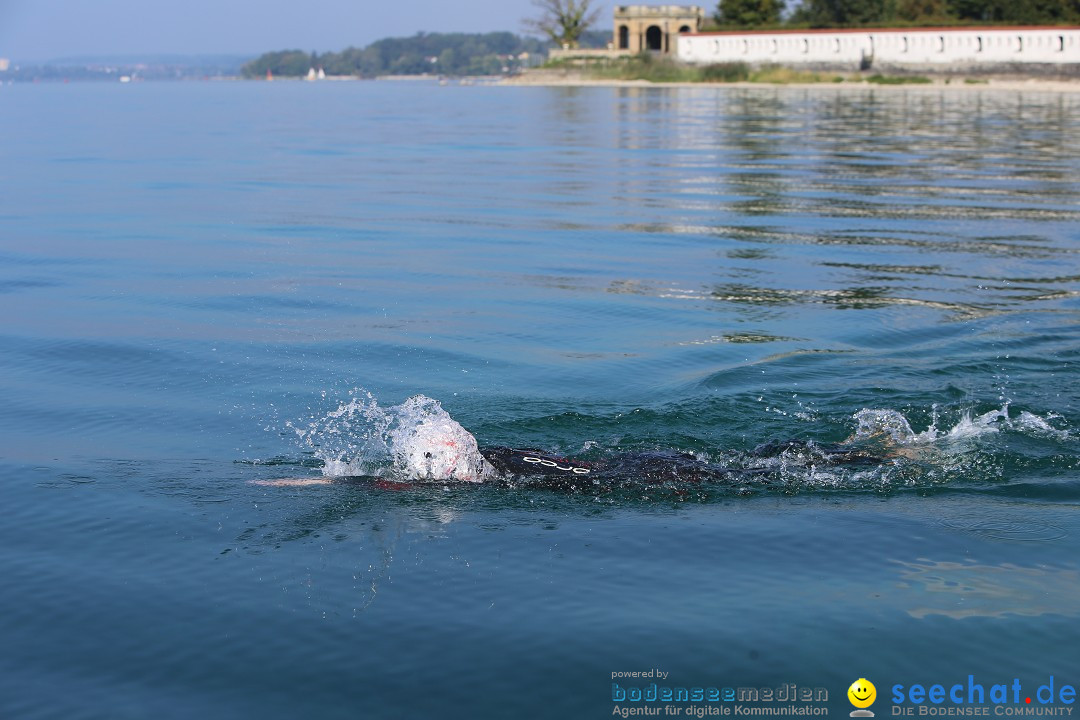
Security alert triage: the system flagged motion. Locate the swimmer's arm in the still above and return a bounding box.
[836,433,929,461]
[249,477,335,487]
[249,477,421,490]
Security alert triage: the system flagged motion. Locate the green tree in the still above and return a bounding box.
[244,32,551,79]
[437,48,460,74]
[240,49,312,77]
[895,0,951,22]
[523,0,600,48]
[715,0,786,27]
[788,0,893,25]
[948,0,1079,22]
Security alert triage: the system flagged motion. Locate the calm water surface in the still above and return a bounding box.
[1,80,1078,719]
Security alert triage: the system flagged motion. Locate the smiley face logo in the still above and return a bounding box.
[848,679,876,716]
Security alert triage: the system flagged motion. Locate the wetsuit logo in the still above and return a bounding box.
[522,456,590,474]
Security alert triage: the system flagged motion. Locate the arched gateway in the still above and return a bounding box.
[613,5,705,55]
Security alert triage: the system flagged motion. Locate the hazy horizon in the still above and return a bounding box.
[0,0,623,63]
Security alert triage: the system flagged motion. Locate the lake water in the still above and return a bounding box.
[1,79,1078,719]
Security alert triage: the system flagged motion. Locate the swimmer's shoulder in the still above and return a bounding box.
[479,446,594,476]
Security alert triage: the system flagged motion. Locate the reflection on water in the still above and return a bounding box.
[895,558,1080,619]
[602,88,1080,327]
[482,87,1080,376]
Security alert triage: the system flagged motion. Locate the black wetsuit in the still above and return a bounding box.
[479,442,882,485]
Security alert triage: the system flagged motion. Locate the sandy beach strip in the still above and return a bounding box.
[501,69,1080,93]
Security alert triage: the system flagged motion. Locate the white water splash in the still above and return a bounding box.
[1013,411,1072,441]
[851,404,1071,446]
[387,395,494,482]
[851,408,920,444]
[288,392,494,482]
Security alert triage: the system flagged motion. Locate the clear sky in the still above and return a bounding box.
[0,0,626,62]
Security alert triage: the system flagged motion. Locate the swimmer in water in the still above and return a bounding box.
[252,395,911,490]
[254,404,889,488]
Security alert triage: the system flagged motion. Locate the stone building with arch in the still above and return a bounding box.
[613,5,706,55]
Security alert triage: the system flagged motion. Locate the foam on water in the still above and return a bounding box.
[1013,410,1073,441]
[386,395,495,482]
[851,404,1071,446]
[733,401,1072,493]
[288,392,494,482]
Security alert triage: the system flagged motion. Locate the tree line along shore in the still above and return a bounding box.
[242,0,1079,83]
[241,32,575,79]
[242,31,1079,87]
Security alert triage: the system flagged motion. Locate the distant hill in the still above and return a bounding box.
[44,54,251,70]
[2,54,251,82]
[242,30,613,79]
[0,31,621,83]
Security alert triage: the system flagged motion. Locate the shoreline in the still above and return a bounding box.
[500,69,1080,93]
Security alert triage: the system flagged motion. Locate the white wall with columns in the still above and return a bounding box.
[677,27,1080,70]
